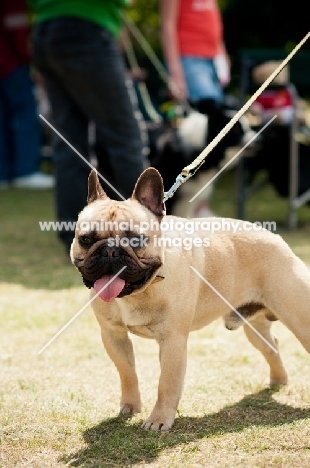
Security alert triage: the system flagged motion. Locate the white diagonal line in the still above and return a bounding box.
[189,115,277,202]
[39,114,126,201]
[38,266,127,354]
[190,266,278,353]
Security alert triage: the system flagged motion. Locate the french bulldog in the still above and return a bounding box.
[71,167,310,430]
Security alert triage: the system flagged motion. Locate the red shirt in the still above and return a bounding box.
[0,0,30,77]
[177,0,222,58]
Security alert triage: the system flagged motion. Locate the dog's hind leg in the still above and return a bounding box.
[243,313,288,386]
[263,253,310,355]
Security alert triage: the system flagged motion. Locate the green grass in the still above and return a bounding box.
[1,170,310,467]
[0,189,80,289]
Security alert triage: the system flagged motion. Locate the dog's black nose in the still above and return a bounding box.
[101,244,120,259]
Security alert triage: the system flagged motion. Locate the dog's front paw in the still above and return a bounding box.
[141,414,175,431]
[120,402,141,415]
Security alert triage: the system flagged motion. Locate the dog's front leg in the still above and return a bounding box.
[142,332,188,431]
[100,325,142,415]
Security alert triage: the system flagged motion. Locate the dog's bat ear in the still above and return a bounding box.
[132,167,165,217]
[87,170,109,204]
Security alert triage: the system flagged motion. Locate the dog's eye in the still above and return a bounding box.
[79,235,93,246]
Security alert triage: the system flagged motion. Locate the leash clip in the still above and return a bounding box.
[163,173,192,202]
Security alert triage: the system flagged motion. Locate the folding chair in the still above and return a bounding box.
[236,48,310,228]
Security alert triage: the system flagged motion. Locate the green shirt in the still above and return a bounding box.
[28,0,130,37]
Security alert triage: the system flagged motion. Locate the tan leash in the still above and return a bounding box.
[163,32,310,202]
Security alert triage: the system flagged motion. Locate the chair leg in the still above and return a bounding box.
[287,102,299,229]
[236,156,246,220]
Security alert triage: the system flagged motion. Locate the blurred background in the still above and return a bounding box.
[128,0,310,92]
[2,0,310,274]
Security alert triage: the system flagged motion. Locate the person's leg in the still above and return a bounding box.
[82,27,148,198]
[94,140,119,199]
[1,65,42,178]
[33,20,99,249]
[83,27,148,198]
[0,84,11,185]
[95,71,149,198]
[34,18,147,199]
[35,70,91,249]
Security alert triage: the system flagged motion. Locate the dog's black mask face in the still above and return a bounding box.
[71,168,165,299]
[75,238,162,297]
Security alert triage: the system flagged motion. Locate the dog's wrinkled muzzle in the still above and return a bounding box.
[75,239,162,299]
[79,243,149,282]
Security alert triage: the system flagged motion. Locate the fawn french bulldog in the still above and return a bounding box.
[71,168,310,430]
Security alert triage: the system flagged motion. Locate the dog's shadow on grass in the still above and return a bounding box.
[61,387,310,467]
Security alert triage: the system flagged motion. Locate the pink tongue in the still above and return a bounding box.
[94,275,126,302]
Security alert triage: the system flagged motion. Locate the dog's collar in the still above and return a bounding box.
[152,275,165,284]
